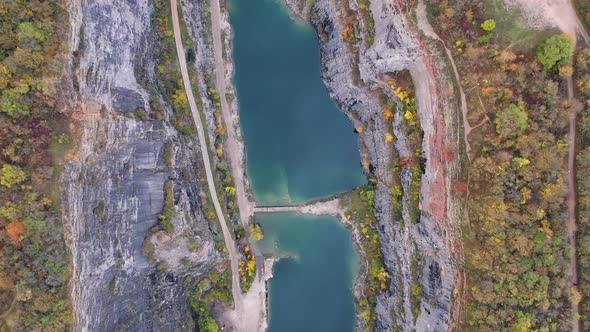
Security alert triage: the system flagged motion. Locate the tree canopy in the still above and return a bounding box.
[495,103,529,137]
[481,19,496,32]
[536,34,574,70]
[0,164,27,188]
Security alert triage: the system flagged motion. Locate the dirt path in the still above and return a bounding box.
[170,0,243,323]
[416,0,471,159]
[0,297,16,321]
[208,0,268,330]
[555,4,587,330]
[544,1,587,330]
[566,74,579,332]
[209,0,255,229]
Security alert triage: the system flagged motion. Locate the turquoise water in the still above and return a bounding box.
[229,0,365,206]
[257,213,359,332]
[229,0,364,330]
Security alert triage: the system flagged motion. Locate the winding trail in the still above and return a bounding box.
[170,0,243,321]
[416,0,471,159]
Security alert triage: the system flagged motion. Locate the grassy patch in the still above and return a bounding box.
[482,0,558,52]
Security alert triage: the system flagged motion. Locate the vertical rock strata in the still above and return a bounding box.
[63,0,221,330]
[288,0,466,330]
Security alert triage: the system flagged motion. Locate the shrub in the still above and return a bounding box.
[481,19,496,32]
[249,223,264,241]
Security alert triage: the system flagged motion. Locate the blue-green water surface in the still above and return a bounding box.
[229,0,364,206]
[257,213,359,332]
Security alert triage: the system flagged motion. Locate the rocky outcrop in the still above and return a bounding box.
[63,0,222,330]
[293,0,466,330]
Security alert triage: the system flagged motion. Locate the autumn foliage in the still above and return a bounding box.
[6,221,24,242]
[428,0,576,329]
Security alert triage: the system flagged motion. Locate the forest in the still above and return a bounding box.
[0,0,72,330]
[427,0,581,330]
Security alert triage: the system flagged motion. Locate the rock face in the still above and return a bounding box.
[63,0,221,330]
[289,0,465,330]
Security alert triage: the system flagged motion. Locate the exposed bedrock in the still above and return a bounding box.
[295,0,465,330]
[63,0,222,330]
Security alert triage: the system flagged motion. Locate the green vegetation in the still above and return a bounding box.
[238,243,256,293]
[480,19,496,32]
[387,71,423,224]
[0,0,73,329]
[153,0,195,135]
[356,0,375,47]
[428,1,574,330]
[450,0,559,52]
[249,223,264,241]
[190,266,233,332]
[494,102,528,138]
[389,162,403,218]
[536,34,574,71]
[574,47,590,331]
[341,186,390,330]
[158,180,176,234]
[205,74,221,110]
[164,142,174,167]
[410,247,424,322]
[0,164,27,188]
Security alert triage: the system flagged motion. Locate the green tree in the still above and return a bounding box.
[10,47,43,71]
[0,64,11,89]
[17,22,46,46]
[200,317,220,332]
[495,103,528,137]
[536,34,574,70]
[481,19,496,32]
[172,89,189,112]
[0,89,30,117]
[249,223,264,241]
[0,164,27,188]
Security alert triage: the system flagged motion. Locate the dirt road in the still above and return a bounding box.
[209,0,254,228]
[170,0,242,318]
[566,74,579,332]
